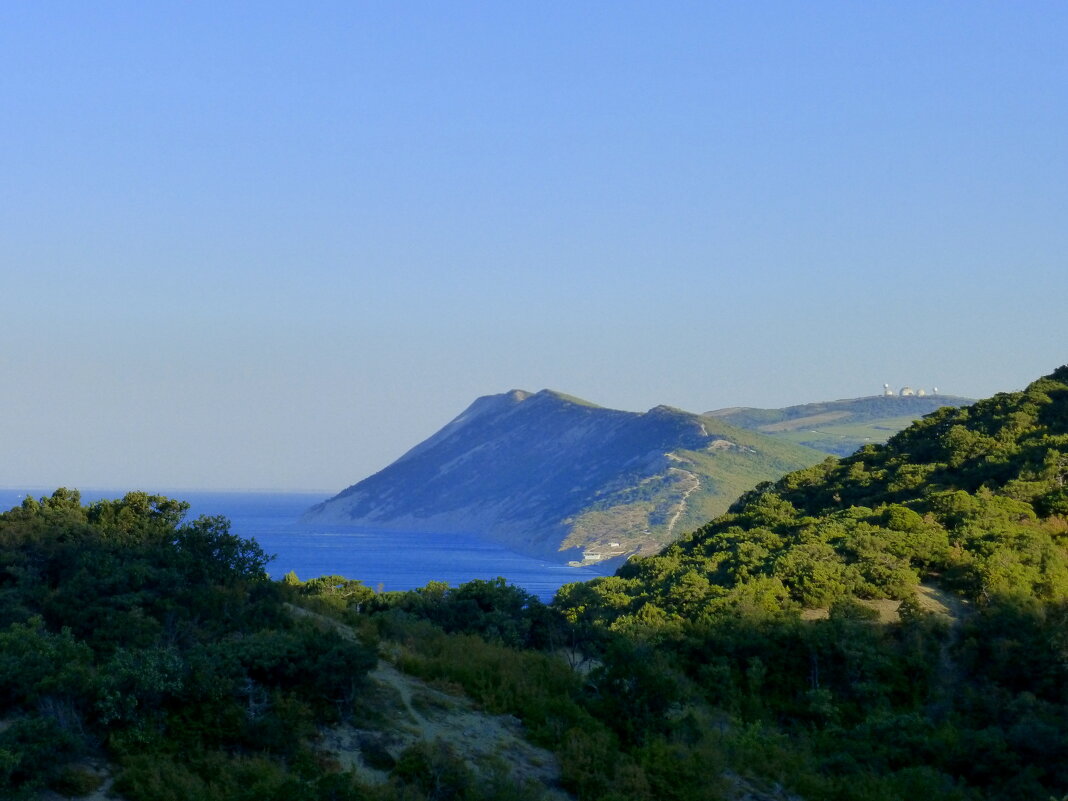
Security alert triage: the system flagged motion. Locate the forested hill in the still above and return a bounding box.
[306,388,824,564]
[552,366,1068,799]
[562,365,1068,620]
[707,393,974,456]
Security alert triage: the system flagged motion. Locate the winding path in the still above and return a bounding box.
[664,467,701,537]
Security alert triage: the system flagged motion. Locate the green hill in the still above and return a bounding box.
[552,366,1068,799]
[561,366,1068,623]
[707,393,974,456]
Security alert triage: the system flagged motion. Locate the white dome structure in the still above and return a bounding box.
[900,386,915,396]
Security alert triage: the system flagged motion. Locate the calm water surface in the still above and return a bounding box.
[0,489,606,601]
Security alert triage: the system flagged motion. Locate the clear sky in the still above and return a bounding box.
[2,2,1066,492]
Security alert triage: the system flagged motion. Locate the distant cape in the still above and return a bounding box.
[304,389,825,565]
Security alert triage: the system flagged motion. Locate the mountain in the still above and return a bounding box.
[305,389,825,565]
[707,392,974,456]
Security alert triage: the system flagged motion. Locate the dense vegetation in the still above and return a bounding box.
[548,366,1068,799]
[3,367,1067,800]
[579,366,1068,617]
[0,492,543,800]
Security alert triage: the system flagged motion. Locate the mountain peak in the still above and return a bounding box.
[531,389,602,408]
[646,404,687,416]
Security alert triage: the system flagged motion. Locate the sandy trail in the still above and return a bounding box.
[664,466,701,537]
[915,582,968,621]
[289,604,571,798]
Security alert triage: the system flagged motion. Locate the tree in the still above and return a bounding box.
[172,516,272,583]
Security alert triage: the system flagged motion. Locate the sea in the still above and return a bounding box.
[0,488,608,601]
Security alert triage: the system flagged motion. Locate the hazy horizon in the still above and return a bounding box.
[4,3,1065,491]
[0,381,1011,496]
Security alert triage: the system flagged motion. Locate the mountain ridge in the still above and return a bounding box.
[305,389,824,564]
[708,392,974,455]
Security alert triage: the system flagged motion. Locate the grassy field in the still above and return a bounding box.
[767,414,923,455]
[707,395,973,457]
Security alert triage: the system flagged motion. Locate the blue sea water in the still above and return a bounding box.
[0,488,606,601]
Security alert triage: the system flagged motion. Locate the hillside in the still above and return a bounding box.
[0,492,574,800]
[707,393,973,455]
[563,367,1068,624]
[552,366,1068,799]
[305,389,824,564]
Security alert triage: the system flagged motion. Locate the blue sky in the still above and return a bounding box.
[2,2,1066,491]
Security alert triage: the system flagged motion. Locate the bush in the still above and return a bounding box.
[49,765,104,796]
[391,740,473,801]
[0,715,80,792]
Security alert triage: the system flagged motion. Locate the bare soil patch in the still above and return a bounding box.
[289,604,570,798]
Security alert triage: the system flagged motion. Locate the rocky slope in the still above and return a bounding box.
[304,389,823,564]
